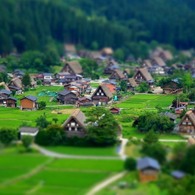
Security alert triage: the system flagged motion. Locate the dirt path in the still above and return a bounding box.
[86,171,127,195]
[32,144,122,160]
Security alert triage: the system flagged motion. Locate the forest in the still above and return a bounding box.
[1,0,195,57]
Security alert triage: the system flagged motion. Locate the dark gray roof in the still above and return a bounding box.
[7,97,17,101]
[58,89,71,96]
[0,89,12,95]
[137,157,160,170]
[164,112,177,120]
[43,73,53,76]
[19,127,39,133]
[171,170,185,179]
[21,95,37,102]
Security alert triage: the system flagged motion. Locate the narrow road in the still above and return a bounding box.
[32,144,122,160]
[159,139,187,142]
[86,171,127,195]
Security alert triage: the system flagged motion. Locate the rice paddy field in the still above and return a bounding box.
[0,147,124,195]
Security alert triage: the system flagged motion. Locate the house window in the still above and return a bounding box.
[71,122,75,127]
[68,127,71,131]
[101,93,104,96]
[182,122,186,125]
[97,92,99,95]
[188,122,192,125]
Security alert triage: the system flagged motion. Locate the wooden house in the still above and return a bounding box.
[61,61,83,75]
[91,85,113,105]
[0,89,12,101]
[104,60,119,74]
[179,110,195,135]
[137,157,160,183]
[57,89,78,104]
[110,107,120,114]
[20,96,38,110]
[123,68,131,79]
[159,50,173,61]
[143,60,152,68]
[162,80,183,94]
[127,78,138,90]
[109,69,125,81]
[62,109,86,137]
[9,77,23,94]
[134,68,153,84]
[101,47,113,57]
[5,97,17,108]
[151,57,166,67]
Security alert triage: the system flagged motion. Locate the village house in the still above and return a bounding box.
[143,59,152,68]
[101,47,113,57]
[104,60,119,74]
[151,57,166,67]
[159,50,173,62]
[61,61,83,75]
[0,89,12,101]
[0,89,17,107]
[137,157,160,183]
[134,68,154,84]
[62,109,86,137]
[13,69,25,78]
[179,110,195,135]
[162,79,183,94]
[123,68,131,79]
[8,77,23,94]
[109,69,125,81]
[171,170,185,180]
[57,89,78,104]
[19,127,39,138]
[91,84,114,105]
[5,97,17,108]
[20,95,38,110]
[149,66,165,75]
[127,78,138,90]
[77,97,94,107]
[56,72,82,84]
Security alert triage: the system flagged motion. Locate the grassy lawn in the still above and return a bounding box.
[0,147,124,195]
[0,107,70,129]
[46,145,118,156]
[15,85,64,106]
[90,82,100,88]
[117,94,175,109]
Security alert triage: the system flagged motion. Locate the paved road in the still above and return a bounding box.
[159,139,187,142]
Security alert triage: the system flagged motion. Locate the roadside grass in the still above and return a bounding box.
[46,145,118,156]
[0,107,70,129]
[96,172,167,195]
[0,147,124,195]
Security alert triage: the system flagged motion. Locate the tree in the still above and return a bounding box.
[86,107,119,146]
[133,112,174,133]
[182,72,193,93]
[143,130,159,144]
[141,143,167,164]
[35,115,50,129]
[22,73,31,88]
[35,124,66,146]
[181,145,195,174]
[120,80,127,92]
[38,101,46,110]
[52,118,58,124]
[136,82,150,93]
[0,128,17,146]
[124,157,136,171]
[21,135,33,151]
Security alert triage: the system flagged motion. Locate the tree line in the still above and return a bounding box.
[1,0,195,59]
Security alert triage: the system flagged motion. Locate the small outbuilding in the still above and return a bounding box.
[137,157,160,182]
[171,170,186,180]
[19,127,39,138]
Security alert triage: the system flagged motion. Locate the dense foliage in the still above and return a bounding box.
[0,128,17,145]
[133,112,174,133]
[86,107,119,146]
[1,0,195,58]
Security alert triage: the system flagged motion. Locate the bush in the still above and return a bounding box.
[124,157,136,171]
[38,101,46,110]
[0,128,17,146]
[21,135,33,151]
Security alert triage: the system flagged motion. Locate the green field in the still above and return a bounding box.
[0,107,70,129]
[0,147,123,195]
[117,94,175,109]
[47,145,118,156]
[15,86,64,105]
